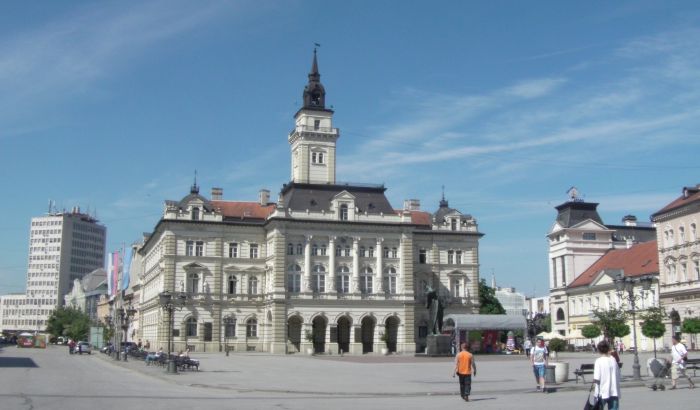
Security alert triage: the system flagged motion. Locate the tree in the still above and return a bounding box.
[641,306,667,358]
[548,337,567,355]
[46,307,91,341]
[591,308,629,341]
[581,324,601,339]
[478,278,505,314]
[682,317,700,350]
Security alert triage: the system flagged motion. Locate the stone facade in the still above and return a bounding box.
[136,52,483,354]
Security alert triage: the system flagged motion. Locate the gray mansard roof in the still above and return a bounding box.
[554,201,604,228]
[280,182,394,214]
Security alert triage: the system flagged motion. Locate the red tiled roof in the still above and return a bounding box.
[652,185,700,218]
[567,241,659,289]
[393,210,432,226]
[211,201,275,219]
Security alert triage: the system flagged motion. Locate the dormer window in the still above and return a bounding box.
[451,219,457,231]
[192,207,200,221]
[339,204,348,221]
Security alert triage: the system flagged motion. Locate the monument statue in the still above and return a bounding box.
[425,285,444,335]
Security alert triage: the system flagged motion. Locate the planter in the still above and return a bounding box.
[552,361,569,383]
[381,347,388,355]
[306,347,314,355]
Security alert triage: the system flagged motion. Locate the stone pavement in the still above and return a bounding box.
[97,350,690,397]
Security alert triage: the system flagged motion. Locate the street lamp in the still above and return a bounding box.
[614,273,654,381]
[103,315,113,355]
[159,290,186,374]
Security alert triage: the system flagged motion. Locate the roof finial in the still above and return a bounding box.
[439,185,449,208]
[191,170,199,194]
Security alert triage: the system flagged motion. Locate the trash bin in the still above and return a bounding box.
[545,365,556,384]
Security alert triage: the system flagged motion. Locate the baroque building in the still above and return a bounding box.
[137,52,482,354]
[547,190,656,339]
[651,183,700,347]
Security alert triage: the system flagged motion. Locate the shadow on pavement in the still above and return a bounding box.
[0,357,39,368]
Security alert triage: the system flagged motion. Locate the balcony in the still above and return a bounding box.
[290,125,339,135]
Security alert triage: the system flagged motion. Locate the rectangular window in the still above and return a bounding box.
[314,119,320,130]
[313,275,325,293]
[582,233,596,240]
[451,279,461,297]
[203,322,213,342]
[287,274,300,293]
[338,275,350,293]
[419,249,427,264]
[249,244,258,259]
[185,241,194,256]
[225,321,236,338]
[455,251,462,265]
[360,276,373,294]
[229,243,238,258]
[195,241,204,257]
[447,250,454,265]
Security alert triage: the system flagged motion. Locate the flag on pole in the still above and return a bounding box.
[107,252,113,296]
[122,247,132,291]
[111,251,120,297]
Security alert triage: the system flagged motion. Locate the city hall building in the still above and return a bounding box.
[137,52,482,355]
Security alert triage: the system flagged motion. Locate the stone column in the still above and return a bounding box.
[328,236,336,292]
[352,237,360,293]
[304,235,312,291]
[375,237,383,293]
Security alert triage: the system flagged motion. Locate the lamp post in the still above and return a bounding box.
[159,290,186,374]
[103,315,112,354]
[614,273,654,381]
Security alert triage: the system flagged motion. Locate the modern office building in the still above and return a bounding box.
[0,208,106,334]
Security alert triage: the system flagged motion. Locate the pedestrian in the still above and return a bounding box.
[593,340,621,410]
[531,336,548,392]
[68,339,75,355]
[524,338,532,359]
[453,342,477,401]
[619,341,624,355]
[670,335,695,389]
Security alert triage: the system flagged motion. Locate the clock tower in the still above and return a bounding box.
[288,49,339,184]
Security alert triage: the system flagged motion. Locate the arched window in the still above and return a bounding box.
[227,275,237,295]
[246,318,258,338]
[287,243,294,255]
[186,317,198,337]
[335,245,342,256]
[287,265,301,293]
[248,276,258,295]
[187,273,199,294]
[192,207,200,221]
[340,204,348,221]
[691,223,697,241]
[556,308,565,321]
[338,266,350,293]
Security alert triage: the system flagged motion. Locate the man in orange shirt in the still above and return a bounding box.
[453,342,477,401]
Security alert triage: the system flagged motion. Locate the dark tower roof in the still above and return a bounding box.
[300,49,332,113]
[554,201,604,228]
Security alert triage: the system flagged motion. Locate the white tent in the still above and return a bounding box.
[536,331,561,340]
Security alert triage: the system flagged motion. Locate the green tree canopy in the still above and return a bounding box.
[581,324,601,339]
[641,319,665,339]
[548,337,567,353]
[591,308,629,340]
[46,307,91,341]
[682,317,700,334]
[478,278,506,315]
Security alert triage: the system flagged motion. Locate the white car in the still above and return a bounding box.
[74,341,91,355]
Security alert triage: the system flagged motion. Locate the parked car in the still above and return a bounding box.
[74,341,91,355]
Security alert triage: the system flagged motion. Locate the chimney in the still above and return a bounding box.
[211,187,223,201]
[259,189,270,205]
[622,215,637,226]
[403,199,420,211]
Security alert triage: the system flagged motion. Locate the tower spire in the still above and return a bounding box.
[190,170,199,194]
[439,185,449,208]
[302,47,327,110]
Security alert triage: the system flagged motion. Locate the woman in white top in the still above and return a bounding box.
[670,335,695,389]
[593,340,621,410]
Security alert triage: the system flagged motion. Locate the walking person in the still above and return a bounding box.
[531,336,548,392]
[524,338,532,359]
[670,335,695,389]
[593,340,621,410]
[453,342,477,401]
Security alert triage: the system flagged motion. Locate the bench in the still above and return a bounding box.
[685,358,700,376]
[574,363,595,383]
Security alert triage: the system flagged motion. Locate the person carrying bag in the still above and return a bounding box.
[583,382,603,410]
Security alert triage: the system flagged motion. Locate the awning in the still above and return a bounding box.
[536,331,560,340]
[444,314,527,331]
[565,329,584,340]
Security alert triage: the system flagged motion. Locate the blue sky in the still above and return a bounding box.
[1,0,699,297]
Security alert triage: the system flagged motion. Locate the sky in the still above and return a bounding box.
[1,0,699,297]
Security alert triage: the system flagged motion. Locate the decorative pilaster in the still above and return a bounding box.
[304,235,312,291]
[328,236,336,292]
[352,237,360,293]
[375,237,384,293]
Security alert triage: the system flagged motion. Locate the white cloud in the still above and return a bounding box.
[504,78,567,99]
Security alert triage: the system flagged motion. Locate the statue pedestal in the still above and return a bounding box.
[426,335,452,357]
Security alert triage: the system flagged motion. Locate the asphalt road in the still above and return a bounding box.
[1,345,697,409]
